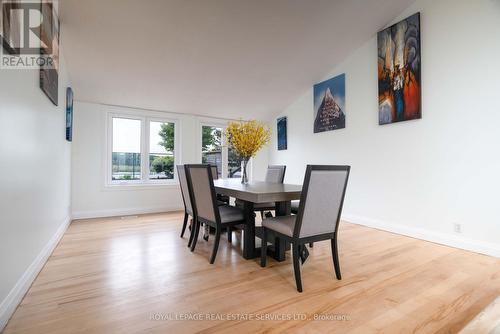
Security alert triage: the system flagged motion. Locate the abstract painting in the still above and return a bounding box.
[313,73,345,133]
[40,1,60,105]
[277,116,287,150]
[66,88,74,142]
[378,12,421,125]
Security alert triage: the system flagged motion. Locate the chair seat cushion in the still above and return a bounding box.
[235,199,275,210]
[218,205,245,223]
[262,215,296,237]
[291,200,300,214]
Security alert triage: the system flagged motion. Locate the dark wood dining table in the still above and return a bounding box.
[214,178,302,261]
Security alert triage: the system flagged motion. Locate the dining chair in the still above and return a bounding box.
[236,165,286,219]
[210,164,230,205]
[176,165,194,244]
[185,164,247,264]
[210,165,219,180]
[291,200,313,248]
[260,165,350,292]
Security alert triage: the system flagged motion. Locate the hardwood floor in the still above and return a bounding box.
[3,212,500,334]
[460,297,500,333]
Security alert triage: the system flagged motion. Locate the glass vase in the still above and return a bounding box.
[241,159,249,184]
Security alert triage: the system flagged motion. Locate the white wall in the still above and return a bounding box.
[72,102,269,219]
[0,43,72,330]
[268,0,500,256]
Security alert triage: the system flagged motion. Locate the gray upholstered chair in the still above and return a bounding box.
[177,165,194,243]
[291,200,313,248]
[210,164,230,206]
[236,165,286,218]
[210,165,219,180]
[260,165,350,292]
[185,164,247,264]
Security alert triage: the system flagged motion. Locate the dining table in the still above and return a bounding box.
[213,178,302,261]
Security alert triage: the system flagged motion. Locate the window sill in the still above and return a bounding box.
[103,181,180,191]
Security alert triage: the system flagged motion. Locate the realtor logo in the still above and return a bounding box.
[1,0,59,69]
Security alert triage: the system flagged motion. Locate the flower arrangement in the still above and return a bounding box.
[226,120,271,183]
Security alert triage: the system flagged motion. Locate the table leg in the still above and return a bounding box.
[242,200,256,259]
[275,201,291,216]
[273,201,291,261]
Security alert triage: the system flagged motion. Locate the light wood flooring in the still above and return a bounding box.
[3,212,500,334]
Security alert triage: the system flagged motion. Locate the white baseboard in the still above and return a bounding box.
[343,214,500,258]
[0,215,72,332]
[72,205,184,220]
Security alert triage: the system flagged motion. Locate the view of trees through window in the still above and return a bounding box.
[201,125,243,178]
[151,121,175,180]
[111,117,245,182]
[201,126,222,178]
[111,117,175,181]
[228,145,243,179]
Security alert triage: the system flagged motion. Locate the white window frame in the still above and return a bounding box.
[105,109,180,188]
[198,121,228,177]
[196,119,252,180]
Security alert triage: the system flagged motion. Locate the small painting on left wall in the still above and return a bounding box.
[40,1,60,105]
[1,0,22,54]
[66,88,74,142]
[277,116,287,151]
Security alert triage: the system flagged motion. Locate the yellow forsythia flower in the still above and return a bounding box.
[226,120,271,159]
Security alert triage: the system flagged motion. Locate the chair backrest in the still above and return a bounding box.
[294,165,350,238]
[176,165,193,215]
[185,164,220,223]
[210,165,219,180]
[265,165,286,183]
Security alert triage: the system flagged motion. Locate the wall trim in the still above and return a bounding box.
[343,214,500,259]
[0,215,72,332]
[72,205,184,220]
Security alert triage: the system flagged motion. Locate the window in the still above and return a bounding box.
[201,125,222,178]
[112,118,141,181]
[149,121,175,180]
[200,123,243,179]
[108,113,178,186]
[228,145,243,179]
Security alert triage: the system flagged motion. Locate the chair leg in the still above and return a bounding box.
[203,224,210,242]
[331,237,342,280]
[292,242,303,292]
[187,218,195,248]
[209,226,221,264]
[227,226,232,243]
[190,218,201,252]
[180,212,188,238]
[260,227,268,267]
[309,242,314,248]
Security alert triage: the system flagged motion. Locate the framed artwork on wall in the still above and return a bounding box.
[313,73,346,133]
[66,88,74,142]
[378,12,421,125]
[1,0,22,54]
[40,1,60,106]
[277,116,287,151]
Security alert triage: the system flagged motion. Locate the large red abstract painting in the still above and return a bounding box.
[378,13,421,125]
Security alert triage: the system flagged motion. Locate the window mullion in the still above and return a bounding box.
[222,126,228,179]
[142,117,149,182]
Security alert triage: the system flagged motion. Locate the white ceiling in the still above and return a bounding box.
[60,0,414,120]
